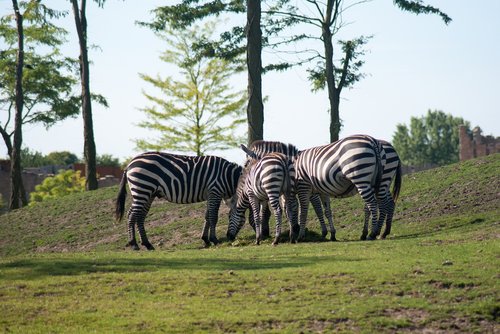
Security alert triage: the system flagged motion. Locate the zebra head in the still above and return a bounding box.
[227,201,246,241]
[226,159,254,241]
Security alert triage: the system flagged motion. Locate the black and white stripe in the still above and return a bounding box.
[227,152,297,245]
[295,135,384,240]
[115,152,242,250]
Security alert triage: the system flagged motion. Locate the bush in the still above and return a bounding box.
[30,170,85,205]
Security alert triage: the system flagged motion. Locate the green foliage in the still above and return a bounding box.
[308,36,371,92]
[21,148,80,168]
[0,1,108,157]
[96,154,120,167]
[29,170,85,205]
[392,110,470,166]
[135,21,246,156]
[393,0,452,24]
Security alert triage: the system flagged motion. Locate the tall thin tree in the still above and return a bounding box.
[9,0,27,209]
[70,0,101,190]
[246,0,263,145]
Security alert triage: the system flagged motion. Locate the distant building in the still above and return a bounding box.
[459,126,500,161]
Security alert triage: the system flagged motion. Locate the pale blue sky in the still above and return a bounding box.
[1,1,498,164]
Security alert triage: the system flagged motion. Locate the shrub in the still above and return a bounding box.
[30,170,85,205]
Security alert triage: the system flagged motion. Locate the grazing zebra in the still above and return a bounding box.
[115,152,242,250]
[242,140,350,241]
[315,139,402,240]
[241,141,300,237]
[293,134,385,240]
[227,152,298,245]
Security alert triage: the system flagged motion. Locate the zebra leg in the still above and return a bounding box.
[297,188,312,241]
[286,195,299,243]
[310,193,328,239]
[376,193,389,238]
[269,197,282,245]
[321,195,337,241]
[381,194,395,239]
[261,206,271,239]
[126,208,140,250]
[360,204,370,240]
[364,192,380,240]
[248,195,262,245]
[207,195,222,246]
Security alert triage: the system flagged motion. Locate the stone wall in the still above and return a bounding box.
[459,126,500,161]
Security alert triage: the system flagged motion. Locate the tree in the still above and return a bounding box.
[29,169,85,205]
[135,22,246,156]
[9,0,25,209]
[20,149,81,168]
[140,1,265,145]
[265,0,450,142]
[392,110,470,166]
[96,154,120,167]
[0,1,91,209]
[141,1,451,144]
[70,0,105,191]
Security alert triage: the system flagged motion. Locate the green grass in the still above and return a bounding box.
[0,154,499,333]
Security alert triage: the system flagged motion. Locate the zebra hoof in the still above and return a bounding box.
[360,234,367,241]
[321,230,328,239]
[126,241,140,251]
[210,237,220,246]
[272,238,279,246]
[330,235,337,242]
[366,234,377,241]
[142,242,155,250]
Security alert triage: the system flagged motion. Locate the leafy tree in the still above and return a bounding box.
[29,169,85,205]
[0,1,86,209]
[96,154,120,167]
[144,1,451,144]
[20,148,48,168]
[45,151,80,166]
[392,110,470,166]
[21,149,81,168]
[135,22,246,156]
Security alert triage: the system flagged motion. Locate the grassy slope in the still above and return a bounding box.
[0,154,498,333]
[0,154,498,254]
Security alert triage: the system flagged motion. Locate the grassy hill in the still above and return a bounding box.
[0,154,498,333]
[1,154,498,255]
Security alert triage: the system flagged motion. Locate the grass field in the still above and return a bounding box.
[0,154,499,333]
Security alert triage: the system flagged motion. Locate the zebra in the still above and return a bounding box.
[313,139,402,240]
[115,152,242,250]
[227,152,298,245]
[240,141,301,238]
[241,140,344,241]
[293,134,386,240]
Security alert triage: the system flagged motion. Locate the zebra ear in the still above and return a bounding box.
[240,144,257,159]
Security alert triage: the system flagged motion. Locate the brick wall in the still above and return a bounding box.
[459,126,500,161]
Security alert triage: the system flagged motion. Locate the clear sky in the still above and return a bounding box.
[1,1,499,165]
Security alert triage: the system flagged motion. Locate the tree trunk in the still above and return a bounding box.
[246,0,264,145]
[322,22,340,143]
[71,0,98,190]
[10,0,28,209]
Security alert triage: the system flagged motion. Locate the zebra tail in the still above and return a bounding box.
[373,141,384,194]
[115,171,128,222]
[392,162,403,204]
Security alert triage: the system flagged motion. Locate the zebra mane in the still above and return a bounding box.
[248,140,299,158]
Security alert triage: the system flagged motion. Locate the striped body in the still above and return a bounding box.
[295,135,383,240]
[115,152,242,249]
[227,153,297,245]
